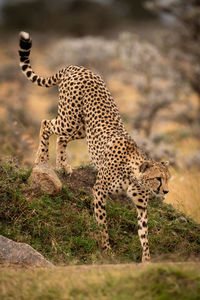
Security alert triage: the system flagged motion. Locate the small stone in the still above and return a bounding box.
[178,216,188,223]
[29,163,62,195]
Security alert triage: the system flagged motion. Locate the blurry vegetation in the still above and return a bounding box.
[1,0,154,36]
[166,169,200,223]
[1,264,200,300]
[0,67,37,164]
[146,0,200,129]
[1,161,200,265]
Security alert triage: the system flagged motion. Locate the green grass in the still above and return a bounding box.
[1,161,200,264]
[1,264,200,300]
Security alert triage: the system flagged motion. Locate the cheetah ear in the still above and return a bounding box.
[161,161,169,167]
[139,162,151,173]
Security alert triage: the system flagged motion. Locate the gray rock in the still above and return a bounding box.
[29,163,62,195]
[178,216,188,223]
[0,235,54,267]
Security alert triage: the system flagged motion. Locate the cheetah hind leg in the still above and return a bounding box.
[56,125,86,174]
[35,119,52,165]
[56,135,73,175]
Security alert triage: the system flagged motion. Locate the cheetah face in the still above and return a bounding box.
[139,161,170,199]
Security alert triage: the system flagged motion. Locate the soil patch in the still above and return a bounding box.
[60,165,97,195]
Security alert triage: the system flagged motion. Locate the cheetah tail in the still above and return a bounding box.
[19,31,63,87]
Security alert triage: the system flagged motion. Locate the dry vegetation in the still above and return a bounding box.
[166,169,200,223]
[1,263,200,300]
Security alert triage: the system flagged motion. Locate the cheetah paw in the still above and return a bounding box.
[56,163,73,175]
[142,256,151,263]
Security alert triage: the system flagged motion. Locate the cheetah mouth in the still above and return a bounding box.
[151,190,165,201]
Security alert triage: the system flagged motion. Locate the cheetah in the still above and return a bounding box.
[18,31,170,262]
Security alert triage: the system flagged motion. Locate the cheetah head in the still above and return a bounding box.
[139,161,170,199]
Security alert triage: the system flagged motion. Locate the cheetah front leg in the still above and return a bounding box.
[135,204,150,262]
[93,181,111,252]
[127,185,150,262]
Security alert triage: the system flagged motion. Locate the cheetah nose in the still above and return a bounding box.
[163,190,169,194]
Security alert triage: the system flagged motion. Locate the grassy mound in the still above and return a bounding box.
[1,161,200,264]
[1,263,200,300]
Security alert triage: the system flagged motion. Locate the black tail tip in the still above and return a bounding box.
[19,31,30,40]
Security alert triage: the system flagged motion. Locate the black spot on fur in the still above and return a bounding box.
[142,221,147,227]
[20,39,32,50]
[20,56,28,62]
[26,71,31,78]
[37,78,42,86]
[32,75,37,82]
[22,64,28,71]
[136,205,145,211]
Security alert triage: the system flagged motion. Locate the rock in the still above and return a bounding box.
[0,235,54,267]
[29,163,62,195]
[178,216,188,223]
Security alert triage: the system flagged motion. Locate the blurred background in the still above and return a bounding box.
[0,0,200,221]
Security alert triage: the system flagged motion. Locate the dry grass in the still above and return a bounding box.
[165,168,200,223]
[107,78,139,115]
[175,138,200,156]
[1,263,200,300]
